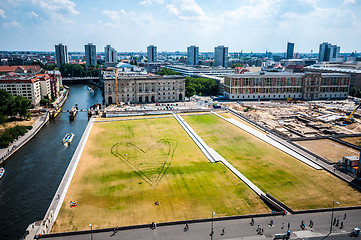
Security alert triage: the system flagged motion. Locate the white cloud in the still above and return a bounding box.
[166,4,180,16]
[0,9,6,18]
[2,21,20,29]
[30,11,38,17]
[101,9,156,27]
[166,0,209,22]
[32,0,79,17]
[344,0,356,4]
[140,0,164,5]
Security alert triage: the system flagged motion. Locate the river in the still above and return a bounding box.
[0,84,103,240]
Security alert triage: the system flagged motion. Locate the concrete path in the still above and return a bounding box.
[173,113,219,163]
[40,208,361,240]
[33,117,95,236]
[0,112,49,164]
[212,112,322,170]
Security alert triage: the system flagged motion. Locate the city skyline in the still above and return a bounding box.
[0,0,361,53]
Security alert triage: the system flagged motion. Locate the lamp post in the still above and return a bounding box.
[210,212,215,240]
[330,201,340,233]
[89,222,93,240]
[323,201,340,239]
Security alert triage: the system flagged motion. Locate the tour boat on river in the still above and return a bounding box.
[62,133,75,145]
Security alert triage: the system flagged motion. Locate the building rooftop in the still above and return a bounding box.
[305,66,361,74]
[225,71,349,78]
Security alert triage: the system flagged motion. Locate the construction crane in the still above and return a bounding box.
[114,68,119,105]
[345,103,361,123]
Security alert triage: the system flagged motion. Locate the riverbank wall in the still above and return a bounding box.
[0,89,69,164]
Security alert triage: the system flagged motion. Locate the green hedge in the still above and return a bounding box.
[0,125,33,148]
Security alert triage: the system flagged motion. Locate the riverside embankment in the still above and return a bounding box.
[0,84,103,240]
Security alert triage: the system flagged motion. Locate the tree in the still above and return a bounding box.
[185,77,218,97]
[15,95,31,119]
[231,63,243,68]
[350,87,357,97]
[157,68,181,76]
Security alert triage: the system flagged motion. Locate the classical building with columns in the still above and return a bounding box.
[102,70,185,105]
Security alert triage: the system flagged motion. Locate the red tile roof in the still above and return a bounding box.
[0,65,41,73]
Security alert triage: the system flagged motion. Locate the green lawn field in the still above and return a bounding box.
[52,116,269,233]
[182,113,361,210]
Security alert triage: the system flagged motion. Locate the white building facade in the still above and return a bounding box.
[0,76,42,106]
[102,72,185,105]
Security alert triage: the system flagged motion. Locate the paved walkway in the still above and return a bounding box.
[30,118,95,237]
[212,112,322,170]
[173,113,219,163]
[40,208,361,240]
[0,112,49,164]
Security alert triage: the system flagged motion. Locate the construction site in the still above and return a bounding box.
[226,99,361,177]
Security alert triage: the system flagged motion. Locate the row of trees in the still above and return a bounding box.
[185,77,218,97]
[0,125,32,148]
[349,87,361,98]
[0,90,31,124]
[156,68,217,98]
[157,68,181,76]
[59,63,99,78]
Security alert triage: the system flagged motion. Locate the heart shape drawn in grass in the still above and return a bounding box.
[111,139,177,187]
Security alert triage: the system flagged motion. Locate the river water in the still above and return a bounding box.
[0,84,103,240]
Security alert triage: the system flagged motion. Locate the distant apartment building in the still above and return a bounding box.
[187,45,199,66]
[286,42,294,59]
[0,75,42,106]
[104,45,117,66]
[36,74,52,99]
[319,42,340,62]
[55,43,69,69]
[47,70,62,99]
[102,71,185,105]
[214,45,229,67]
[147,45,157,63]
[85,43,97,67]
[224,72,350,101]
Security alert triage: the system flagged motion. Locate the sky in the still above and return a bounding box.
[0,0,360,53]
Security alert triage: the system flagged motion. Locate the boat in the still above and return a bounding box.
[69,105,78,121]
[51,107,61,118]
[62,133,75,145]
[88,86,94,93]
[0,167,5,179]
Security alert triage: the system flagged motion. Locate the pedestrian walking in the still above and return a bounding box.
[281,223,284,229]
[261,228,264,235]
[333,217,336,225]
[250,218,254,226]
[288,222,290,230]
[336,219,339,227]
[344,213,347,220]
[221,227,225,235]
[309,220,313,228]
[340,221,344,229]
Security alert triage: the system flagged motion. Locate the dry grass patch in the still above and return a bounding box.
[52,117,269,233]
[183,114,361,210]
[296,139,359,163]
